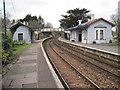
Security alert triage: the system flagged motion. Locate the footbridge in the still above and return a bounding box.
[32,27,64,33]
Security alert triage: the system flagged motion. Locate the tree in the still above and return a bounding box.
[20,14,45,28]
[0,9,2,32]
[44,22,53,28]
[111,1,120,43]
[38,16,44,29]
[59,8,91,29]
[29,20,39,27]
[23,14,32,24]
[111,15,119,31]
[0,11,11,32]
[111,14,120,43]
[11,19,15,24]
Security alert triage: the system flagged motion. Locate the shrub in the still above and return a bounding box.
[93,41,96,44]
[109,40,112,43]
[2,32,14,66]
[2,50,9,65]
[13,40,26,45]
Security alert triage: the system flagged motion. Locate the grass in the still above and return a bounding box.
[14,44,31,55]
[1,44,31,75]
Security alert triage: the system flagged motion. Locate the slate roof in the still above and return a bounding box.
[82,18,115,27]
[65,25,88,31]
[31,27,40,30]
[10,22,31,30]
[65,18,115,31]
[10,22,32,35]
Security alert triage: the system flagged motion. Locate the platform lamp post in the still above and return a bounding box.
[3,0,8,50]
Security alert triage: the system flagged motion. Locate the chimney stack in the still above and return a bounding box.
[91,14,94,21]
[78,20,82,25]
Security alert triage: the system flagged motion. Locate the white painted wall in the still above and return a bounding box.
[69,20,113,44]
[13,26,31,43]
[70,30,82,41]
[82,30,87,43]
[70,30,76,41]
[76,30,82,42]
[87,20,113,43]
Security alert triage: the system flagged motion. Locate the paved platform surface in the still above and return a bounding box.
[59,38,119,54]
[2,40,63,89]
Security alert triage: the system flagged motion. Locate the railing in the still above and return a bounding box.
[40,28,64,32]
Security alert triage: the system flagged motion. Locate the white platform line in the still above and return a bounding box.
[59,37,120,56]
[40,40,64,88]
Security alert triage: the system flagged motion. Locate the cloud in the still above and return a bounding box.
[0,0,119,28]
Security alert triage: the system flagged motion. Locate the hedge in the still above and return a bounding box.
[2,32,14,66]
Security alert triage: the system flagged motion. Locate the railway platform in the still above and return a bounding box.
[59,37,119,55]
[2,39,63,89]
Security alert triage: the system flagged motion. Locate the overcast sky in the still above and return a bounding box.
[0,0,119,28]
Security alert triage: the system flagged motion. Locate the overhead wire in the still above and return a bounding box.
[10,0,18,19]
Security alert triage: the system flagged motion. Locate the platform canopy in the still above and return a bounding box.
[65,25,88,31]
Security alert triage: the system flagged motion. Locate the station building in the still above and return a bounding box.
[10,23,38,43]
[65,18,115,44]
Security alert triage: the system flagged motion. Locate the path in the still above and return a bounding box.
[2,40,63,89]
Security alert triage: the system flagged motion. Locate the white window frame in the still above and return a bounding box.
[95,28,105,40]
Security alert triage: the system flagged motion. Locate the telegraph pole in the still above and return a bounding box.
[3,0,8,50]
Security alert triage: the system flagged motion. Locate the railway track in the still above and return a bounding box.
[56,40,119,69]
[51,44,104,90]
[44,38,103,89]
[43,39,70,90]
[43,38,119,89]
[54,39,120,78]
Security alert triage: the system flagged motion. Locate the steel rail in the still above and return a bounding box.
[48,40,103,90]
[57,40,119,69]
[43,40,70,90]
[54,41,120,79]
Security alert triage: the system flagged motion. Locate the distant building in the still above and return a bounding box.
[65,18,115,44]
[10,23,36,43]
